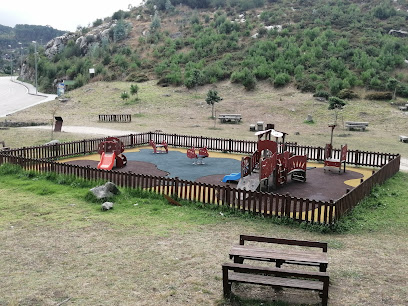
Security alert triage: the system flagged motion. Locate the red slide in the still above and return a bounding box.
[97,152,116,170]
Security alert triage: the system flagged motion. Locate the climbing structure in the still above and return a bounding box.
[97,137,127,170]
[238,129,307,192]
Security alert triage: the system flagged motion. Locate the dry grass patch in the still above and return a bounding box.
[0,168,408,305]
[3,80,408,158]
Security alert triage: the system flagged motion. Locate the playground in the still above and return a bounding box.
[63,143,373,202]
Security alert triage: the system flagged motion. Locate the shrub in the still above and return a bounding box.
[121,91,130,101]
[126,73,149,82]
[313,91,330,100]
[93,19,103,27]
[230,68,257,90]
[338,89,359,99]
[73,73,87,88]
[273,72,290,87]
[365,92,393,100]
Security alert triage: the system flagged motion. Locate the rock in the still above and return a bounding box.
[101,202,114,210]
[44,33,77,58]
[45,140,60,146]
[90,182,120,199]
[44,21,116,59]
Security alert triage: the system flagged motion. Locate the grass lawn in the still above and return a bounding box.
[0,164,407,305]
[1,80,407,305]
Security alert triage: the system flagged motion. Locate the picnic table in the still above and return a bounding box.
[223,235,330,305]
[400,135,408,143]
[345,121,369,131]
[218,114,242,123]
[398,104,408,111]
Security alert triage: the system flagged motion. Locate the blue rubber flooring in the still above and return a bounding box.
[126,149,241,182]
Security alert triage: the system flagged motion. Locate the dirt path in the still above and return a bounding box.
[22,125,138,137]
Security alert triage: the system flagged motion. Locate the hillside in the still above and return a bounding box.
[0,24,65,75]
[19,0,408,98]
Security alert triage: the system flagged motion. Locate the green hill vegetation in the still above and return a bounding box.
[0,24,65,74]
[20,0,408,98]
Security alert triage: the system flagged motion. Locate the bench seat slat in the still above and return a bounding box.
[230,245,328,264]
[229,272,324,291]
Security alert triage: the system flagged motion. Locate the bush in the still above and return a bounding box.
[338,89,359,99]
[396,84,408,98]
[230,68,256,90]
[93,19,103,27]
[273,72,290,87]
[365,92,393,100]
[313,91,330,100]
[73,73,87,88]
[126,73,149,82]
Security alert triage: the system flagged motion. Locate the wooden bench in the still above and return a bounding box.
[218,114,242,123]
[400,135,408,143]
[98,114,132,123]
[229,235,328,272]
[222,262,329,306]
[345,121,369,131]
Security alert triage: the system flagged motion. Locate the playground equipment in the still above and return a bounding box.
[237,129,307,192]
[97,137,127,170]
[222,172,241,183]
[324,144,347,173]
[323,124,347,173]
[187,147,209,165]
[150,139,168,154]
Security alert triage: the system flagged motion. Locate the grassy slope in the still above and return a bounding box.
[0,164,407,305]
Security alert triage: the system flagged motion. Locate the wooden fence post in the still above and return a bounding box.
[174,177,179,198]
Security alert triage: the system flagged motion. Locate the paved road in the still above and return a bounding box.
[0,76,57,117]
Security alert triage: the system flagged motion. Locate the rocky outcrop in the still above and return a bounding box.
[44,33,77,58]
[44,21,118,59]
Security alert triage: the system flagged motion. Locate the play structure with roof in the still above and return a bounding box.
[236,129,307,192]
[97,137,127,170]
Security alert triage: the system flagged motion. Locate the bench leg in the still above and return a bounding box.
[222,266,231,297]
[320,279,329,306]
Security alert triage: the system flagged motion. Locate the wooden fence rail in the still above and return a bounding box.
[2,132,399,168]
[99,114,132,123]
[0,132,401,225]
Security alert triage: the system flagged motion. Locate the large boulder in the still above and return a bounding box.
[90,182,120,199]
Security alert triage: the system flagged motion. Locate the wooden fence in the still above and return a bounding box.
[98,114,132,123]
[0,132,401,225]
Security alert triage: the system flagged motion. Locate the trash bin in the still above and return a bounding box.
[249,124,256,131]
[257,121,264,131]
[266,123,275,130]
[54,116,63,132]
